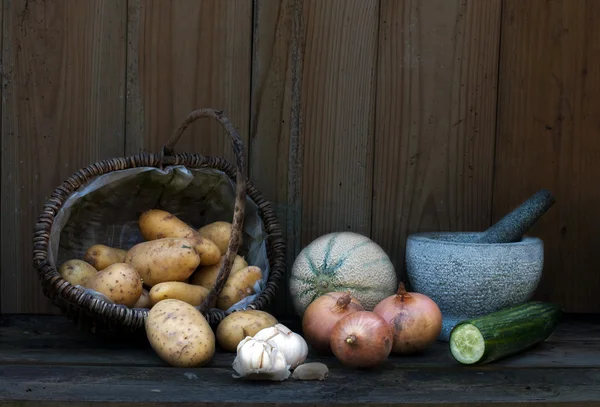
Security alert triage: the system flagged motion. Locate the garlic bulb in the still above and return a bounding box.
[232,337,291,381]
[253,323,308,369]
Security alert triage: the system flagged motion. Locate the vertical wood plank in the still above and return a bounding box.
[494,0,600,313]
[299,0,379,245]
[126,0,252,167]
[250,0,303,315]
[251,0,379,315]
[1,0,127,313]
[371,0,502,282]
[0,0,3,314]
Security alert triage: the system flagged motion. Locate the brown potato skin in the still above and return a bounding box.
[138,209,194,241]
[189,255,248,290]
[217,266,263,310]
[198,221,233,255]
[124,237,200,286]
[133,288,150,308]
[84,263,143,307]
[145,299,215,367]
[83,244,127,271]
[59,259,98,286]
[149,282,210,307]
[138,209,221,265]
[216,310,278,352]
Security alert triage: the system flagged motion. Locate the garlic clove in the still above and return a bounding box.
[274,323,293,335]
[292,362,329,381]
[236,336,253,353]
[252,326,280,342]
[270,347,289,372]
[254,342,268,369]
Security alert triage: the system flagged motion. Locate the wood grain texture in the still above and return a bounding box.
[126,0,252,166]
[2,0,600,317]
[494,0,600,313]
[250,0,303,315]
[299,0,379,245]
[2,364,600,406]
[0,0,3,314]
[3,314,600,407]
[5,333,600,369]
[2,315,600,369]
[371,0,502,280]
[1,0,127,314]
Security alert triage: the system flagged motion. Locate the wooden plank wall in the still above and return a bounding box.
[494,0,600,314]
[1,0,598,316]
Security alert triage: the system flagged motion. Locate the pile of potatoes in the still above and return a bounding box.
[57,208,264,312]
[57,208,278,368]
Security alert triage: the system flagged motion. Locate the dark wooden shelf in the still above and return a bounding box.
[1,314,599,406]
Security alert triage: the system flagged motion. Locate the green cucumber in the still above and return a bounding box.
[449,301,563,365]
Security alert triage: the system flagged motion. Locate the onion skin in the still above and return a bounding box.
[329,311,393,369]
[302,292,364,354]
[373,282,442,354]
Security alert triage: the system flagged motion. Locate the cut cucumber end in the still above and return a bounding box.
[449,323,485,364]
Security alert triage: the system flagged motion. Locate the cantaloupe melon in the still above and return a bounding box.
[289,232,397,316]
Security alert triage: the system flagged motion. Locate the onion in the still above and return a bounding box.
[329,311,392,369]
[373,282,442,354]
[302,292,364,354]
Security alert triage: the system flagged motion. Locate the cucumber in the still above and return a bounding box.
[449,301,563,365]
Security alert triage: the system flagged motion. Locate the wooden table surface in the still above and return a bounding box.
[1,314,599,406]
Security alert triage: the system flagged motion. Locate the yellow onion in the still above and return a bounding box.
[329,311,392,369]
[302,292,364,354]
[373,282,442,354]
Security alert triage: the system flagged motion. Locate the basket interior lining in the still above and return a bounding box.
[49,165,270,313]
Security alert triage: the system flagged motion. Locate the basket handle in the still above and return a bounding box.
[162,108,246,314]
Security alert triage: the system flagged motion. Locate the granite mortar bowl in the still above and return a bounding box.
[405,231,544,341]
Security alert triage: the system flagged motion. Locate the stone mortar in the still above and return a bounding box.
[405,231,544,341]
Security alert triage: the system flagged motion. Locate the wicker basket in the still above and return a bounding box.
[32,108,286,338]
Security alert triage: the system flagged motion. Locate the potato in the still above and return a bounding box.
[189,255,248,290]
[149,282,210,307]
[124,237,200,286]
[217,266,263,310]
[198,221,233,255]
[84,263,143,307]
[138,209,221,265]
[138,209,194,241]
[145,299,215,367]
[133,288,150,308]
[58,259,98,286]
[83,244,127,271]
[216,310,278,352]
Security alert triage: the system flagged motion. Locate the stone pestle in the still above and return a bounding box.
[472,189,555,244]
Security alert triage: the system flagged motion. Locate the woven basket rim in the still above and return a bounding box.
[32,151,286,330]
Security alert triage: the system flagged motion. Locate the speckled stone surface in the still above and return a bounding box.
[474,189,555,244]
[405,231,544,341]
